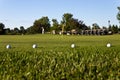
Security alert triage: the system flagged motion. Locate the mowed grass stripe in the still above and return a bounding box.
[0,34,120,49]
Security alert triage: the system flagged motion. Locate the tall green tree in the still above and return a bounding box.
[13,27,20,35]
[117,7,120,32]
[77,20,88,30]
[0,23,5,34]
[39,16,50,32]
[108,25,112,31]
[51,19,59,31]
[5,28,11,35]
[111,25,119,33]
[61,13,73,31]
[20,26,26,34]
[92,23,100,29]
[62,13,73,23]
[68,18,87,30]
[68,18,79,30]
[26,26,35,34]
[32,16,50,33]
[60,13,88,32]
[117,7,120,24]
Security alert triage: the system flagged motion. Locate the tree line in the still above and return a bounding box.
[0,7,120,35]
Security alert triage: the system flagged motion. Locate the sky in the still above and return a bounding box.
[0,0,120,29]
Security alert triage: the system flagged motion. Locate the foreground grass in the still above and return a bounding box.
[0,34,120,79]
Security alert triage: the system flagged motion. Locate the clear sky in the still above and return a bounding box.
[0,0,120,29]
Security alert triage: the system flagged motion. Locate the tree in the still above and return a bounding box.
[78,20,88,30]
[69,18,87,31]
[31,16,50,34]
[117,7,120,32]
[51,19,59,31]
[61,13,73,31]
[111,25,119,33]
[13,27,20,35]
[20,26,26,34]
[62,13,73,23]
[68,18,79,30]
[32,20,42,33]
[108,25,112,31]
[26,26,35,34]
[0,23,5,34]
[5,28,11,35]
[92,23,100,29]
[117,7,120,24]
[61,13,87,32]
[41,16,50,32]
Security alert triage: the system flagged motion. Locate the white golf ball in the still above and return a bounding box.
[107,43,111,47]
[71,44,75,48]
[6,44,11,49]
[32,44,37,48]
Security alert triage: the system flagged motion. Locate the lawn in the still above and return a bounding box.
[0,34,120,79]
[0,34,120,50]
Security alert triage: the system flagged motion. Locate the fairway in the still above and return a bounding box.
[0,34,120,79]
[0,34,120,50]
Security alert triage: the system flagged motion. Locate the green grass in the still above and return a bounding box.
[0,34,120,50]
[0,34,120,79]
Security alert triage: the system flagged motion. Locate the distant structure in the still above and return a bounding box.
[52,30,56,34]
[56,28,112,35]
[42,27,44,34]
[81,29,108,35]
